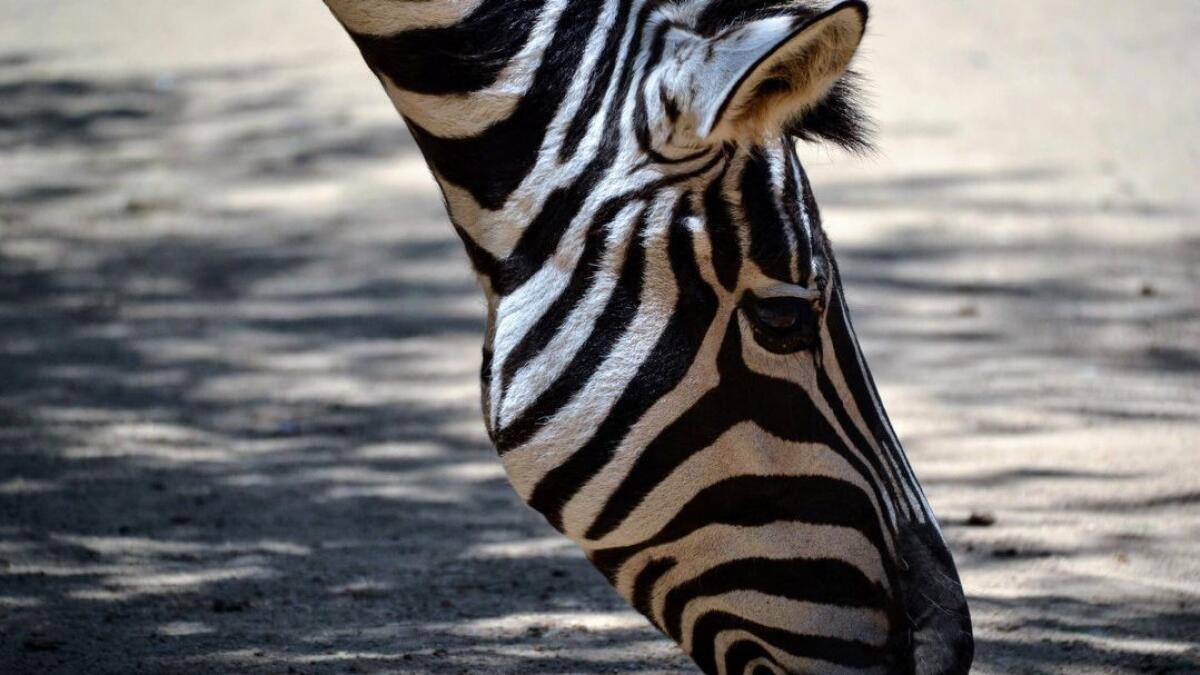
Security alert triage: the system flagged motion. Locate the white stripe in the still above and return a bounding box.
[585,423,885,550]
[499,190,680,498]
[609,522,888,614]
[498,200,644,426]
[832,297,929,523]
[737,310,902,545]
[711,630,881,675]
[679,591,889,654]
[380,0,570,138]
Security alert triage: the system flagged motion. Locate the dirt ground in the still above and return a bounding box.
[1,2,1197,673]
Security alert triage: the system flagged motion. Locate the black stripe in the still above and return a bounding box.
[796,160,831,292]
[724,640,779,675]
[583,311,749,541]
[631,557,676,620]
[497,203,642,404]
[690,611,885,673]
[661,557,888,642]
[480,345,495,441]
[741,149,795,282]
[824,276,915,500]
[702,164,742,291]
[497,0,649,268]
[405,0,603,211]
[493,159,721,450]
[781,143,812,286]
[815,369,906,526]
[349,0,546,95]
[495,173,595,296]
[494,197,651,453]
[633,20,690,165]
[559,0,636,161]
[585,315,895,544]
[590,474,885,581]
[582,384,734,541]
[495,104,721,297]
[451,221,500,280]
[526,195,719,530]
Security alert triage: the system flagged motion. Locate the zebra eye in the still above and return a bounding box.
[741,294,820,354]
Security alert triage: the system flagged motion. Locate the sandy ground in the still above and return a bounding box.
[1,1,1198,673]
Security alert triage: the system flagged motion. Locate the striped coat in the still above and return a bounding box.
[324,1,973,672]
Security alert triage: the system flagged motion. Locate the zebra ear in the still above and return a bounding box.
[689,1,868,142]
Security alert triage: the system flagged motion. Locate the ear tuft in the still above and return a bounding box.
[785,70,875,153]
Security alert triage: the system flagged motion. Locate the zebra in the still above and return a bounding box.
[322,0,973,673]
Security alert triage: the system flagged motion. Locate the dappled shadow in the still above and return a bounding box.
[0,55,688,675]
[2,40,1199,675]
[1068,491,1200,513]
[0,77,181,150]
[926,468,1144,490]
[821,168,1195,219]
[972,595,1200,674]
[835,224,1200,438]
[830,206,1200,671]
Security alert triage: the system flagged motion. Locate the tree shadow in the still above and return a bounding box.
[2,47,1198,675]
[0,57,689,675]
[820,168,1195,219]
[972,594,1200,674]
[0,77,180,151]
[836,227,1200,434]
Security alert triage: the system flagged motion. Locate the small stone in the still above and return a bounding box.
[23,637,63,652]
[966,511,996,527]
[124,197,180,214]
[210,598,251,613]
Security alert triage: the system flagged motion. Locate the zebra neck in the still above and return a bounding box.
[331,0,659,280]
[335,0,588,203]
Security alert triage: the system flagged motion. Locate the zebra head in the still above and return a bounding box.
[328,0,972,672]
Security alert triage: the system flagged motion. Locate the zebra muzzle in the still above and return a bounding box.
[895,520,975,675]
